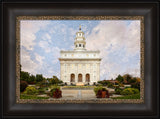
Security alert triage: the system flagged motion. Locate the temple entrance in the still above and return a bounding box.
[70,74,75,82]
[86,74,90,82]
[78,74,82,82]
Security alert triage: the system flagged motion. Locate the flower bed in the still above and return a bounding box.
[50,85,62,98]
[94,86,110,98]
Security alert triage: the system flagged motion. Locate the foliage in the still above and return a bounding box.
[118,83,124,87]
[53,89,62,98]
[50,85,60,97]
[107,82,114,88]
[128,77,137,84]
[20,80,28,92]
[36,74,44,83]
[28,75,36,84]
[120,88,139,95]
[20,94,49,99]
[131,83,140,90]
[23,86,38,95]
[123,74,132,84]
[113,85,119,89]
[95,87,109,98]
[115,88,123,94]
[36,80,49,88]
[98,80,109,86]
[94,86,103,95]
[47,76,63,85]
[111,93,140,99]
[38,88,45,94]
[20,71,30,81]
[115,75,124,83]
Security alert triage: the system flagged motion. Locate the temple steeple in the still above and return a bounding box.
[74,25,86,51]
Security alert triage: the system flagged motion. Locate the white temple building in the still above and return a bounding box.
[59,26,101,85]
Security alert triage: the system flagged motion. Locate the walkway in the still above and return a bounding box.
[61,89,96,100]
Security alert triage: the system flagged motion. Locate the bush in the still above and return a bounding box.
[131,83,140,90]
[20,80,28,92]
[107,83,114,88]
[94,87,109,98]
[94,86,103,95]
[113,85,119,89]
[24,86,38,95]
[115,88,123,94]
[50,85,60,97]
[53,89,62,98]
[118,83,124,87]
[38,88,45,94]
[121,88,139,95]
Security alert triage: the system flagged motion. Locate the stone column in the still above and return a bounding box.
[75,63,78,83]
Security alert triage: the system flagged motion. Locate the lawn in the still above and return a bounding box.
[20,94,50,99]
[111,93,140,99]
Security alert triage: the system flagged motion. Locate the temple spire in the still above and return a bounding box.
[79,25,81,31]
[74,26,86,51]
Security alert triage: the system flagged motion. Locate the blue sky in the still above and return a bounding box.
[20,20,140,80]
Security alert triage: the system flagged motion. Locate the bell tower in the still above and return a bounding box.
[74,25,86,51]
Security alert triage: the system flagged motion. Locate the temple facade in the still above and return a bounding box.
[59,26,101,85]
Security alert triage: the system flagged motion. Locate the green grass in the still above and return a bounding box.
[111,93,140,99]
[20,94,49,99]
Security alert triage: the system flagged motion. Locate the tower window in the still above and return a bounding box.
[79,44,81,47]
[83,45,84,47]
[76,45,77,47]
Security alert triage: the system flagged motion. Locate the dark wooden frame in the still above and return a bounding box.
[1,0,159,118]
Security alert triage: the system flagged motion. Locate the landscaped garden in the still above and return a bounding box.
[20,69,141,99]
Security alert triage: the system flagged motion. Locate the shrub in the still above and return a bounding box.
[38,88,45,94]
[118,83,124,87]
[20,80,28,92]
[113,85,119,89]
[50,85,60,97]
[94,86,103,95]
[24,86,38,95]
[131,83,140,90]
[115,88,123,94]
[107,83,114,88]
[53,89,62,98]
[121,88,139,95]
[94,87,109,98]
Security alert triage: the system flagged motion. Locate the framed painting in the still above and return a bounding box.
[1,0,159,118]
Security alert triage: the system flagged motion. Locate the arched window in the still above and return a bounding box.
[78,74,82,82]
[83,45,84,48]
[70,74,75,82]
[79,44,81,47]
[86,74,90,82]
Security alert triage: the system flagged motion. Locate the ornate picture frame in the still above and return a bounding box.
[1,1,159,118]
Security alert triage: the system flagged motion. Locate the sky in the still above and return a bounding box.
[20,20,140,80]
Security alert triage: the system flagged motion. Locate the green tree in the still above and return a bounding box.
[29,75,36,84]
[20,71,30,82]
[123,74,132,84]
[128,77,137,84]
[36,74,44,83]
[116,75,124,83]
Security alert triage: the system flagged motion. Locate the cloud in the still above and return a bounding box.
[39,40,51,53]
[34,53,45,65]
[20,20,140,80]
[21,48,39,75]
[20,20,50,50]
[86,20,140,80]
